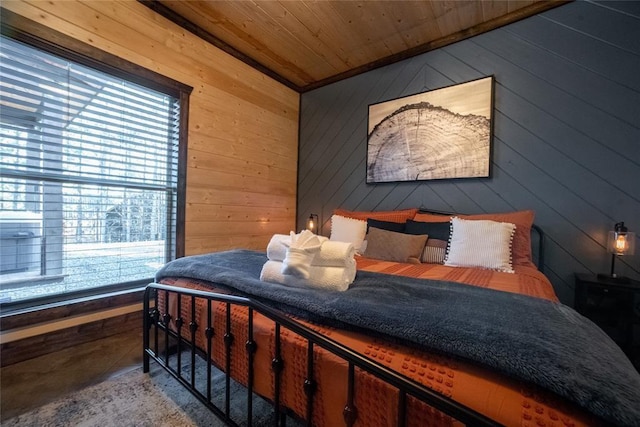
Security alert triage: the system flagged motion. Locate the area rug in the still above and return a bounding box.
[3,355,290,427]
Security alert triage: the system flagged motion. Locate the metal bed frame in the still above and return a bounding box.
[143,283,500,426]
[143,214,545,426]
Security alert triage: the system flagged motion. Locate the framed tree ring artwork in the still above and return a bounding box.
[367,76,494,183]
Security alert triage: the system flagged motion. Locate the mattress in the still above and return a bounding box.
[156,256,597,427]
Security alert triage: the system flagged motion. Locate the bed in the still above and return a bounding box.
[143,209,640,427]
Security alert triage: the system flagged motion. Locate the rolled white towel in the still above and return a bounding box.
[260,260,356,292]
[313,241,356,267]
[267,232,329,262]
[266,234,291,262]
[266,234,353,268]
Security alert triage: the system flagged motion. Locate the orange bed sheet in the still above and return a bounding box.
[355,256,559,303]
[157,259,596,427]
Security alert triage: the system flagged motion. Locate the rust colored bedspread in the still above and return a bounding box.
[156,257,595,427]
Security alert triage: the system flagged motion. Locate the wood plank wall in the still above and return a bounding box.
[2,0,299,256]
[298,1,640,305]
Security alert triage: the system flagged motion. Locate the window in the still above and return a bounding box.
[0,33,188,305]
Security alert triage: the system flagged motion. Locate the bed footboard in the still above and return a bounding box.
[143,283,500,427]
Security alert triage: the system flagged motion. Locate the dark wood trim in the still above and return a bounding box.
[0,288,145,331]
[1,311,142,367]
[176,91,189,259]
[301,1,571,92]
[138,0,302,93]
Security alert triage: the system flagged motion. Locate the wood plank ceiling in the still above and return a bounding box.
[144,1,567,92]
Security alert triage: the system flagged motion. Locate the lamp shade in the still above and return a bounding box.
[607,222,635,256]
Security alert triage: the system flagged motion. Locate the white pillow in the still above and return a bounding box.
[329,214,367,253]
[444,217,516,273]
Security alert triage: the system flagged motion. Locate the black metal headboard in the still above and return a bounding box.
[418,209,545,273]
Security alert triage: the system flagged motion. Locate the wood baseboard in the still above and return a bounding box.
[1,289,146,367]
[1,289,145,330]
[1,310,142,367]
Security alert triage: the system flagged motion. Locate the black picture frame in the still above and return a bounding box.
[367,76,494,183]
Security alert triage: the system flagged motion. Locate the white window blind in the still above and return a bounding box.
[0,35,179,303]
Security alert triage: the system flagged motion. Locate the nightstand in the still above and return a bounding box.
[574,273,639,369]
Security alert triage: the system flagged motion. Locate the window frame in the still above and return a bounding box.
[0,8,191,315]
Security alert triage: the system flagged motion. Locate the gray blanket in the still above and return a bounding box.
[155,249,640,425]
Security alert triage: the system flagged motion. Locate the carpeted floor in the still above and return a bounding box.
[3,354,296,427]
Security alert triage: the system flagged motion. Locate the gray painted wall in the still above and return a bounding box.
[297,1,640,305]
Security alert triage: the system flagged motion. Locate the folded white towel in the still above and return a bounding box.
[260,260,356,292]
[266,234,353,267]
[281,230,322,279]
[313,241,356,267]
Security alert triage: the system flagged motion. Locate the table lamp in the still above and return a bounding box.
[306,214,319,233]
[598,221,635,283]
